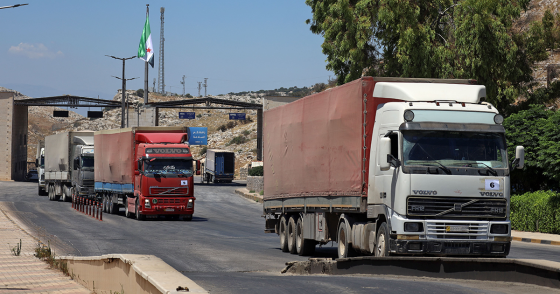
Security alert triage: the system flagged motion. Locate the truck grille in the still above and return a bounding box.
[82,180,94,186]
[150,187,188,195]
[407,196,507,219]
[426,221,489,240]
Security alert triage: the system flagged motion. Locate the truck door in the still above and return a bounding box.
[375,129,400,208]
[216,153,224,175]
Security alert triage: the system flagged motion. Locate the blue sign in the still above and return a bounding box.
[187,127,208,145]
[179,112,196,119]
[229,113,246,120]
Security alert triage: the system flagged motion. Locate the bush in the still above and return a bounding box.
[199,146,207,156]
[242,130,251,136]
[227,136,248,146]
[227,121,237,129]
[136,89,144,97]
[217,124,227,132]
[249,166,263,176]
[511,190,560,234]
[196,114,202,118]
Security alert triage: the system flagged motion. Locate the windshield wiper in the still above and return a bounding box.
[478,162,497,176]
[432,161,451,174]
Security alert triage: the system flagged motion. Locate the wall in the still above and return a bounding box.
[247,176,264,193]
[0,92,28,181]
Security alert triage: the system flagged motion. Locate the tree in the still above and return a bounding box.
[136,89,144,97]
[305,0,550,113]
[504,105,560,193]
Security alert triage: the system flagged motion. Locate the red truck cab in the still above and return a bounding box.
[131,132,195,220]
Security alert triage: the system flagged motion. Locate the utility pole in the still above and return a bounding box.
[180,75,186,96]
[197,82,202,97]
[106,55,137,128]
[158,7,165,95]
[204,78,208,97]
[153,78,156,93]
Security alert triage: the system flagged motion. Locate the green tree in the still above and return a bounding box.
[543,9,555,49]
[305,0,549,113]
[504,104,560,193]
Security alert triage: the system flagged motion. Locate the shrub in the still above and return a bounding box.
[136,89,144,97]
[199,146,207,156]
[227,121,237,129]
[511,190,560,234]
[196,114,202,118]
[249,166,263,176]
[227,136,248,146]
[242,130,251,136]
[217,124,227,132]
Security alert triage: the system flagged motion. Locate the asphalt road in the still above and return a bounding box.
[1,180,560,294]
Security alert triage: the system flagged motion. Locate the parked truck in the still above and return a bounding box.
[94,127,195,220]
[36,141,47,196]
[44,131,95,202]
[263,77,524,258]
[203,149,235,183]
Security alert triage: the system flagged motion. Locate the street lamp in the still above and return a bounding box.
[106,55,137,128]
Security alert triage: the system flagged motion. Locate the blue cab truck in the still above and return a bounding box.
[203,149,235,183]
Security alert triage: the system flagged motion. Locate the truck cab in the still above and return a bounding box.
[72,144,95,197]
[36,144,47,196]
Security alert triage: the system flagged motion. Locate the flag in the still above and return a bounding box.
[138,12,154,68]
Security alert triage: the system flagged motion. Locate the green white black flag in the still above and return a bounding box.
[138,12,154,67]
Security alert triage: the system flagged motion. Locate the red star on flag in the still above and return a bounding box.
[147,48,151,53]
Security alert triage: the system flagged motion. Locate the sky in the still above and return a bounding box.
[0,0,333,107]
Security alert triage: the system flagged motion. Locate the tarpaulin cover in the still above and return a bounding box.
[45,131,94,173]
[94,130,134,184]
[263,79,366,200]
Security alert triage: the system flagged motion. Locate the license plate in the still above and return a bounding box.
[165,208,175,212]
[446,225,469,232]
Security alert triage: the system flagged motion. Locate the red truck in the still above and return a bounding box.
[94,127,195,220]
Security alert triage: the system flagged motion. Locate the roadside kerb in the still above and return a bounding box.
[283,257,560,289]
[235,188,263,203]
[61,254,208,294]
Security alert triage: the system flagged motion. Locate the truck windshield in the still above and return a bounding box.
[81,157,94,170]
[402,131,508,169]
[145,158,194,177]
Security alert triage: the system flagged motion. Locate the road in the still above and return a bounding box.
[1,180,559,294]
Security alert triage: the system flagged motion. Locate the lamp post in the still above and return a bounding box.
[106,55,137,128]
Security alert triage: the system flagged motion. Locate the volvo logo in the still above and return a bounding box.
[480,192,504,197]
[413,190,437,195]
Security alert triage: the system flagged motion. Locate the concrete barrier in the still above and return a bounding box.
[283,257,560,289]
[61,254,208,294]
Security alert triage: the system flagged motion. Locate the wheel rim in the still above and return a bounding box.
[339,226,346,257]
[280,221,286,245]
[377,233,385,256]
[296,222,302,251]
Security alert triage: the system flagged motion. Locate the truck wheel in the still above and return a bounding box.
[279,215,289,252]
[287,216,297,254]
[337,221,351,259]
[53,186,60,201]
[375,222,390,257]
[296,217,315,256]
[104,195,109,213]
[62,188,69,202]
[47,185,53,200]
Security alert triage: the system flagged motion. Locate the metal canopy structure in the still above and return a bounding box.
[148,97,263,161]
[146,97,262,109]
[14,95,121,108]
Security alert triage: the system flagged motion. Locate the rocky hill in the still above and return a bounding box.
[1,86,259,179]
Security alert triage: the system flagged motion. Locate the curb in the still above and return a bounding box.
[234,188,263,203]
[512,236,560,246]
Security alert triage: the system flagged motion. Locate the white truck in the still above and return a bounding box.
[44,131,95,201]
[263,77,524,258]
[36,141,47,196]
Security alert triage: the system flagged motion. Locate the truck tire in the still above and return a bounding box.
[296,217,315,256]
[337,221,352,259]
[375,222,390,257]
[103,194,109,213]
[287,216,297,254]
[48,185,54,201]
[279,215,289,252]
[62,187,69,202]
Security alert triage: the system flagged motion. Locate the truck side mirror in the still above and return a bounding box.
[73,158,79,170]
[512,146,524,169]
[137,159,142,171]
[379,137,391,169]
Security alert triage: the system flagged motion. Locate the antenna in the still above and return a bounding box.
[157,7,165,95]
[204,78,208,97]
[180,75,186,96]
[197,82,202,97]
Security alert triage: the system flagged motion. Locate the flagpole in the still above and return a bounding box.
[144,4,149,105]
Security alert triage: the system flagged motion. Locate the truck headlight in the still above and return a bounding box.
[404,110,415,122]
[490,224,508,234]
[494,114,504,124]
[145,199,151,208]
[404,222,423,232]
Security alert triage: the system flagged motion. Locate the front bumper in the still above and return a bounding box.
[139,197,195,216]
[391,239,510,256]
